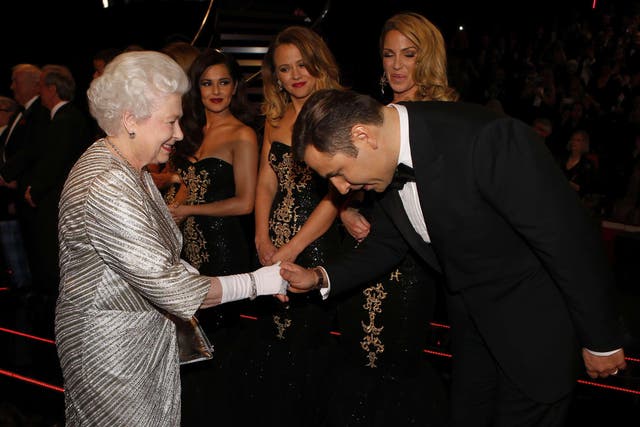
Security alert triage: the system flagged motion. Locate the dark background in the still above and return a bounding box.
[0,0,634,105]
[2,2,640,425]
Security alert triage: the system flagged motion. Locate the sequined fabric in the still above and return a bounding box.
[169,156,254,427]
[265,141,340,338]
[329,258,449,426]
[242,141,341,426]
[173,157,251,276]
[55,140,211,426]
[327,191,449,426]
[267,141,337,266]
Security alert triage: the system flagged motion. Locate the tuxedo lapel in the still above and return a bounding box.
[405,102,446,254]
[413,151,443,228]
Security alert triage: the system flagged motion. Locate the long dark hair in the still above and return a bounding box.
[175,48,255,160]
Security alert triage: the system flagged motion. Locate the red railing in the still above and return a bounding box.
[1,319,638,396]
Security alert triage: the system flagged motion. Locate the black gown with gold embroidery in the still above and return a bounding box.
[241,141,341,427]
[326,191,450,427]
[176,157,252,277]
[166,156,255,427]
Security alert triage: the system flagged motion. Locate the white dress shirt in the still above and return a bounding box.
[321,103,430,298]
[390,103,431,243]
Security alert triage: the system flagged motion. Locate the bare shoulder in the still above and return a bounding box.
[267,110,295,146]
[234,121,258,143]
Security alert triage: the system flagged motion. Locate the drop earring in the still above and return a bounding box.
[379,72,388,96]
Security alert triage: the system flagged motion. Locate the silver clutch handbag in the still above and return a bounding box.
[175,315,214,365]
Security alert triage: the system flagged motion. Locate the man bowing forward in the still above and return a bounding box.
[280,89,626,427]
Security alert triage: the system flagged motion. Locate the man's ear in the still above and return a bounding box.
[351,124,377,149]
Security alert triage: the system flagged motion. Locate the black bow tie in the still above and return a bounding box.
[388,163,415,190]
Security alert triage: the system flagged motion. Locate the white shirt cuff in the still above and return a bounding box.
[318,266,330,300]
[585,348,622,356]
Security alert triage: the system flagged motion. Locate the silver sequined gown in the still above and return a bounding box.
[55,139,210,426]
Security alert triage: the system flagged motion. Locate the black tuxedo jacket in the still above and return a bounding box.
[325,101,624,403]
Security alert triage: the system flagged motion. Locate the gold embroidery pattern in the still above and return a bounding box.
[180,165,211,269]
[163,185,177,205]
[273,315,292,340]
[360,283,387,368]
[268,150,312,249]
[360,268,400,367]
[268,149,312,338]
[182,217,208,269]
[162,162,181,205]
[183,165,210,204]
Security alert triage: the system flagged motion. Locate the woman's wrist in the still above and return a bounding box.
[255,233,270,245]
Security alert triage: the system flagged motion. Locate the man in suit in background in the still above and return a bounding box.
[280,89,626,427]
[22,64,91,335]
[0,64,49,292]
[0,96,19,158]
[0,95,28,288]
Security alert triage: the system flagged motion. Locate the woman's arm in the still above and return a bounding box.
[169,128,259,221]
[254,124,279,265]
[339,190,370,241]
[200,262,289,308]
[150,162,181,190]
[271,187,339,263]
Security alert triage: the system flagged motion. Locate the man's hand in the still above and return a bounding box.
[279,261,317,293]
[582,348,627,379]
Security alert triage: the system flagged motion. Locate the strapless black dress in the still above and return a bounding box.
[170,156,255,427]
[241,141,341,426]
[328,190,450,426]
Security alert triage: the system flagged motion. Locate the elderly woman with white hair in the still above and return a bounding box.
[55,50,288,426]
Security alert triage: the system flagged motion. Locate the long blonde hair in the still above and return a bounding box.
[261,26,344,125]
[380,12,459,102]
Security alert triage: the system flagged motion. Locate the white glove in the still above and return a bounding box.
[219,262,288,304]
[253,261,289,296]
